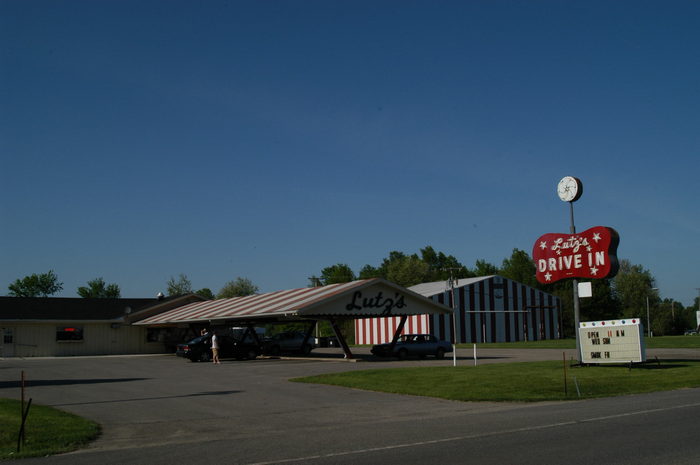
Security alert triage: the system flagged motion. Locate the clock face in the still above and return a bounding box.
[557,176,582,202]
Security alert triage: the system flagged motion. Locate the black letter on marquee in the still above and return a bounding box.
[346,291,363,311]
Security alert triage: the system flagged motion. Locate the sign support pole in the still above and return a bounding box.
[536,176,619,365]
[443,268,460,367]
[570,202,582,364]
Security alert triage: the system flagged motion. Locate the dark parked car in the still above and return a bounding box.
[371,334,452,360]
[176,333,260,362]
[263,331,315,355]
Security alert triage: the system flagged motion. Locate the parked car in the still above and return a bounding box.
[176,332,260,362]
[684,329,698,336]
[314,336,340,347]
[263,331,315,355]
[371,334,452,360]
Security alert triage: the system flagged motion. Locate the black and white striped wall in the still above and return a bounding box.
[356,275,561,344]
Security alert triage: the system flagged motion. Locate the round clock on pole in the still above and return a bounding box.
[557,176,583,202]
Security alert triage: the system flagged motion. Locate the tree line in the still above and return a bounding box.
[164,274,259,299]
[5,272,259,300]
[309,245,698,338]
[6,246,699,337]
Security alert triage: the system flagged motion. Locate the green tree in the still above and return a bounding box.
[541,280,575,337]
[499,249,537,287]
[377,251,407,278]
[195,288,215,300]
[612,259,657,319]
[652,298,692,336]
[217,277,259,298]
[77,277,121,298]
[358,264,382,280]
[8,270,63,297]
[385,254,429,287]
[166,274,192,296]
[330,246,471,287]
[473,259,499,276]
[544,277,625,339]
[680,302,696,333]
[579,279,621,321]
[320,264,356,285]
[544,258,657,337]
[420,246,471,282]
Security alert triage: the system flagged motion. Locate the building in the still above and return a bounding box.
[356,275,561,345]
[134,278,452,359]
[0,295,202,357]
[2,276,559,357]
[2,279,453,359]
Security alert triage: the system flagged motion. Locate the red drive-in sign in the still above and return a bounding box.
[533,226,620,284]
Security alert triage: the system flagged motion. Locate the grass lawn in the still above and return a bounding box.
[641,335,700,349]
[452,335,700,350]
[293,360,700,402]
[0,399,100,460]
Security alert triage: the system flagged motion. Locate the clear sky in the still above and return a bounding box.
[2,1,699,306]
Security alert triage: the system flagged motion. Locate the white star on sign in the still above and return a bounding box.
[592,233,601,242]
[539,241,547,250]
[545,272,552,281]
[590,267,599,275]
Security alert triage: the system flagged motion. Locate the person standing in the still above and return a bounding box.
[211,330,220,364]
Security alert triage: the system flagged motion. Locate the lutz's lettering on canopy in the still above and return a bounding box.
[532,226,620,284]
[345,291,407,316]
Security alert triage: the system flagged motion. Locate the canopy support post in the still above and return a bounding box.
[328,319,353,359]
[302,321,315,348]
[245,324,262,346]
[388,315,408,352]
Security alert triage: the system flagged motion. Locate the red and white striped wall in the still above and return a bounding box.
[355,314,430,345]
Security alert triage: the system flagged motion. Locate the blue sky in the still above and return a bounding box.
[2,1,699,306]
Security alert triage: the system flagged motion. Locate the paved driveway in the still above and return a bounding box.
[2,348,699,464]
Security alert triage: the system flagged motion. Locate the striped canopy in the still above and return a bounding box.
[133,278,451,326]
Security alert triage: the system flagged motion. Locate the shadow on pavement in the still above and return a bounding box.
[0,377,149,389]
[49,390,243,407]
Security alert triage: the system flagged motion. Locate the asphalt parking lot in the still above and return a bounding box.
[2,347,699,465]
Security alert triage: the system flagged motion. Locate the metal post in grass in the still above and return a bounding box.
[17,371,31,453]
[21,371,25,416]
[563,352,568,396]
[19,371,26,448]
[17,398,32,453]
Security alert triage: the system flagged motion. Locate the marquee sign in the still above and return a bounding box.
[533,226,620,284]
[579,319,646,364]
